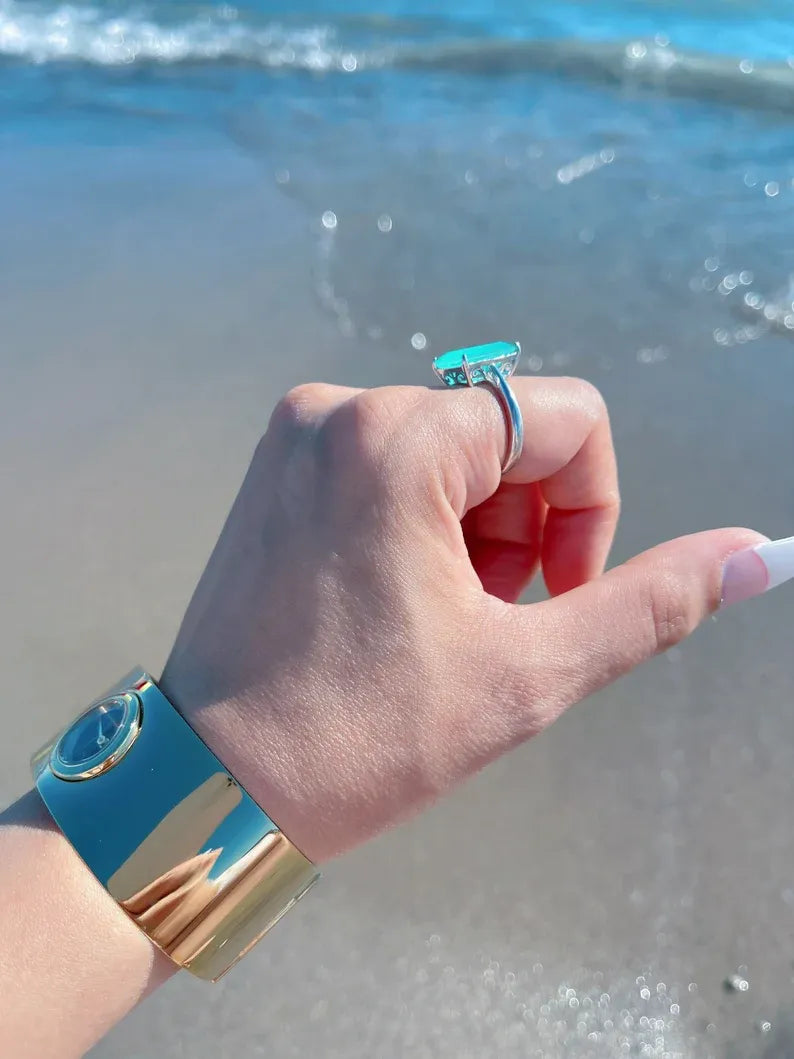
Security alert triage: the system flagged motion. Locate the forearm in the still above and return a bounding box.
[0,791,173,1059]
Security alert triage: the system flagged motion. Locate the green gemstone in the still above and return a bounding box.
[432,340,521,387]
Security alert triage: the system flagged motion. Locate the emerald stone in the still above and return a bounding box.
[432,340,521,387]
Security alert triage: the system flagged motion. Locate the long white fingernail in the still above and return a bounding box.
[721,536,794,607]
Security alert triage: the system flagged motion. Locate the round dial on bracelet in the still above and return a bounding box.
[51,692,142,780]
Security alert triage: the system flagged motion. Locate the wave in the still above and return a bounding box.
[399,37,794,113]
[2,1,794,113]
[0,2,351,68]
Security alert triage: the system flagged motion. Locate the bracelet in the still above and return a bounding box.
[32,668,319,981]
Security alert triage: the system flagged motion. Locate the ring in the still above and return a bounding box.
[431,340,524,474]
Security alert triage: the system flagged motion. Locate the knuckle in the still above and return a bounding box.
[570,377,609,423]
[498,664,551,739]
[322,391,389,471]
[643,570,696,654]
[344,388,396,441]
[269,383,331,434]
[321,386,425,476]
[256,383,337,470]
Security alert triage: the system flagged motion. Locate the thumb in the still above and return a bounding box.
[504,528,793,730]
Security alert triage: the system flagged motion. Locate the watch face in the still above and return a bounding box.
[51,693,142,780]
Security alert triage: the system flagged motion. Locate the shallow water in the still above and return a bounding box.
[9,0,794,372]
[4,2,794,1057]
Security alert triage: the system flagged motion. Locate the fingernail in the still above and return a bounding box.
[721,536,794,607]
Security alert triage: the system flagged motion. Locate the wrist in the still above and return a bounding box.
[158,662,261,815]
[159,654,329,863]
[0,791,173,1057]
[33,670,318,982]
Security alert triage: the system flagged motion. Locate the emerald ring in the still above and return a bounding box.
[432,340,524,474]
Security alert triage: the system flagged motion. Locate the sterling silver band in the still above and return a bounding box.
[480,363,523,475]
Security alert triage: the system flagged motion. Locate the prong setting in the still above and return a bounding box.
[432,340,521,388]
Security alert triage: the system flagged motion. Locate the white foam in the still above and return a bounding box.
[0,0,349,68]
[2,1,794,120]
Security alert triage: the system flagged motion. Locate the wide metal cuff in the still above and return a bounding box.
[32,668,319,981]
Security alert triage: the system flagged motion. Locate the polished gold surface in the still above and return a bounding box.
[33,669,319,981]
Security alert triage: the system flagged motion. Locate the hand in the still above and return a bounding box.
[161,377,765,862]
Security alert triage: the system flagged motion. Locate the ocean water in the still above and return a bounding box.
[4,0,794,368]
[5,3,794,1058]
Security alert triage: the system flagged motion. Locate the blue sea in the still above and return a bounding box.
[4,0,794,369]
[5,3,794,1058]
[0,0,791,360]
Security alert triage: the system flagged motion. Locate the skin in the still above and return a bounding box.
[0,377,765,1057]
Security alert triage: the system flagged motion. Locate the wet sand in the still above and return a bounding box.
[2,141,794,1058]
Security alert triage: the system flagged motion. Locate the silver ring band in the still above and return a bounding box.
[482,364,524,475]
[431,340,525,475]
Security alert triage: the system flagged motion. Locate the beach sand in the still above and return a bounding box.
[3,123,794,1057]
